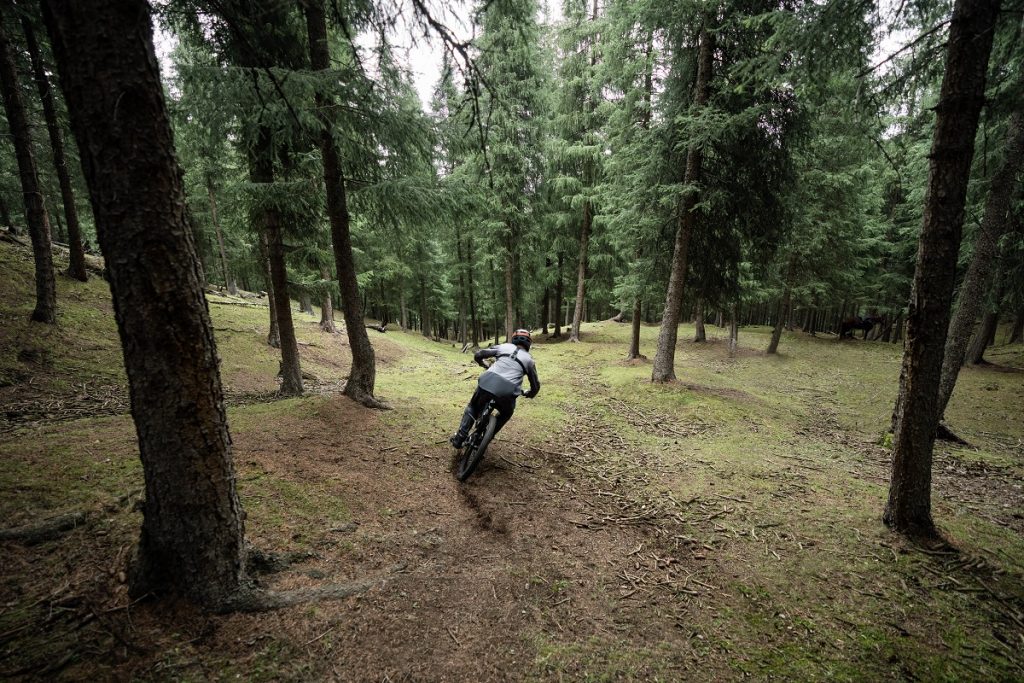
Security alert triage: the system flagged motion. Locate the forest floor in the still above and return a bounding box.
[1,240,1024,681]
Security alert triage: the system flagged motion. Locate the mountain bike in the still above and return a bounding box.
[453,399,499,482]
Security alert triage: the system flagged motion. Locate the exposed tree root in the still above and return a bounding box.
[0,512,87,545]
[344,388,392,410]
[936,421,971,446]
[246,546,315,575]
[221,579,376,613]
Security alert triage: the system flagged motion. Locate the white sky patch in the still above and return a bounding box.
[152,1,929,112]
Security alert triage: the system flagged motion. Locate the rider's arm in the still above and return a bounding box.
[524,361,540,398]
[473,347,499,369]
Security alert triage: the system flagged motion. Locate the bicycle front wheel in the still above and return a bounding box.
[455,414,498,482]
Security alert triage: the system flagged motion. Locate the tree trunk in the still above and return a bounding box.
[249,132,302,396]
[22,16,88,282]
[768,257,795,354]
[541,272,549,335]
[299,292,314,315]
[885,0,1000,538]
[419,275,431,338]
[552,253,564,338]
[504,237,515,341]
[42,0,245,606]
[399,287,408,330]
[305,0,383,407]
[0,192,12,231]
[626,298,643,359]
[467,237,478,346]
[728,304,738,358]
[935,109,1023,419]
[52,206,65,243]
[1008,309,1023,344]
[0,14,56,323]
[206,176,236,295]
[766,292,788,355]
[319,268,336,333]
[965,309,998,364]
[651,20,712,382]
[259,232,280,348]
[569,202,591,342]
[693,299,706,342]
[456,229,467,345]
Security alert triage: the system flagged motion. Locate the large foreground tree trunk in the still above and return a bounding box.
[249,133,302,396]
[22,16,87,282]
[305,0,383,408]
[569,202,591,342]
[884,0,1001,537]
[42,0,245,606]
[651,20,712,382]
[0,14,56,323]
[935,109,1023,419]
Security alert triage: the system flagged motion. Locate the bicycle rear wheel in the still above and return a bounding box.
[455,413,498,482]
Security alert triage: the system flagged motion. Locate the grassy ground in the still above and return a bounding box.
[1,239,1022,681]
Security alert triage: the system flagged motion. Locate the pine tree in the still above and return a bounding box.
[0,7,56,323]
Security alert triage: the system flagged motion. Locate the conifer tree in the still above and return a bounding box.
[0,8,56,323]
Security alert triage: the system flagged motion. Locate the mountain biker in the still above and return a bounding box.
[450,328,540,449]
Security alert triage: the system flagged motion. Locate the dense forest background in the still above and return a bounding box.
[3,0,1021,355]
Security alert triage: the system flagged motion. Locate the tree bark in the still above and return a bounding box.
[22,16,87,282]
[467,237,479,346]
[935,109,1023,419]
[42,0,245,606]
[693,299,706,342]
[569,201,591,342]
[552,253,564,338]
[627,298,643,359]
[1008,309,1023,344]
[305,0,383,407]
[885,0,1000,538]
[728,304,738,358]
[419,274,431,338]
[456,228,467,345]
[0,14,56,323]
[249,133,302,395]
[966,307,999,364]
[259,232,281,348]
[0,192,12,231]
[206,175,236,295]
[299,291,314,315]
[399,287,408,330]
[319,268,336,333]
[504,236,515,342]
[651,20,712,382]
[768,256,796,354]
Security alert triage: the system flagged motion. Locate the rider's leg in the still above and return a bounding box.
[452,388,494,446]
[492,395,517,435]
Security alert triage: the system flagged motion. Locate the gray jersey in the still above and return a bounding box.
[474,343,540,398]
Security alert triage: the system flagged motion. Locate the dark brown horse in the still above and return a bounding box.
[839,315,883,340]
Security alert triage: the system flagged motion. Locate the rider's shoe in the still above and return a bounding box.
[449,434,465,449]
